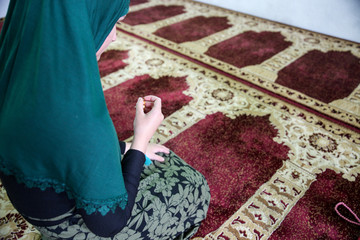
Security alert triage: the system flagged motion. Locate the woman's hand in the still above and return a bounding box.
[146,143,170,162]
[130,96,164,153]
[124,142,169,162]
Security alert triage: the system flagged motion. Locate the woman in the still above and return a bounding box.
[0,0,210,239]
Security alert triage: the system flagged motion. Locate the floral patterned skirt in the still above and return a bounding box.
[36,151,211,240]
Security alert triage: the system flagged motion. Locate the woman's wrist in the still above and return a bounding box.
[130,137,148,153]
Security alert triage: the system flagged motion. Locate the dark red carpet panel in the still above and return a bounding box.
[164,112,290,237]
[103,73,192,141]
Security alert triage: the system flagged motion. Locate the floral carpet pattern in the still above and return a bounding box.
[1,0,360,239]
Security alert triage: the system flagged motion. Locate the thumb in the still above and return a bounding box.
[136,97,144,115]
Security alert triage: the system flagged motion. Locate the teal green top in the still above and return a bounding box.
[0,0,130,215]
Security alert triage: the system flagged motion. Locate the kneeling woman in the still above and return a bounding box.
[0,1,210,239]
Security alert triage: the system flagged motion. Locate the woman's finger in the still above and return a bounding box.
[152,97,162,110]
[143,95,160,103]
[157,145,170,154]
[149,154,165,162]
[135,97,145,115]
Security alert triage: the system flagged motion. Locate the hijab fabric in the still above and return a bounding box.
[0,0,130,215]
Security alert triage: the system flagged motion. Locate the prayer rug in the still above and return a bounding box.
[1,1,360,239]
[121,0,360,132]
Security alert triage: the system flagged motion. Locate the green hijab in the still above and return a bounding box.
[0,0,130,215]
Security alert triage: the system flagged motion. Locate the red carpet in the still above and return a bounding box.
[164,112,290,237]
[270,170,360,239]
[205,31,293,69]
[108,1,360,238]
[121,0,360,132]
[1,1,360,239]
[104,71,192,141]
[276,50,360,104]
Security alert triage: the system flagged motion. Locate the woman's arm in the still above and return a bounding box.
[80,96,166,237]
[120,96,169,161]
[79,149,145,237]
